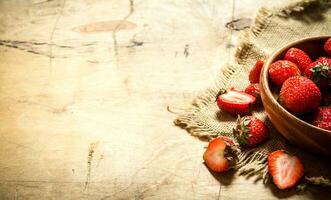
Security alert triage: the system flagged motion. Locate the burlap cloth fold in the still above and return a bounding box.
[175,0,331,188]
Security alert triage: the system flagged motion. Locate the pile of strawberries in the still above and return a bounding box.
[203,38,331,190]
[269,41,331,131]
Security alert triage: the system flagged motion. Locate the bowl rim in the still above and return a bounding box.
[262,35,331,134]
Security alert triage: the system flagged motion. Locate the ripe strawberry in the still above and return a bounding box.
[217,89,256,115]
[303,58,331,91]
[244,83,261,103]
[324,38,331,56]
[233,116,269,147]
[279,76,321,115]
[268,150,304,190]
[269,60,301,86]
[249,59,264,83]
[316,56,331,63]
[310,107,331,131]
[203,137,235,172]
[284,47,312,72]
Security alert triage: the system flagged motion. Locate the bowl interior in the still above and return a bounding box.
[263,36,331,134]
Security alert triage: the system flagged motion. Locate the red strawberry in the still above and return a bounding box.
[217,89,256,115]
[268,150,304,190]
[310,107,331,131]
[324,38,331,56]
[269,60,301,86]
[249,59,264,83]
[279,76,321,115]
[316,56,331,63]
[303,58,331,91]
[233,116,269,147]
[244,83,261,103]
[203,137,235,172]
[284,47,312,72]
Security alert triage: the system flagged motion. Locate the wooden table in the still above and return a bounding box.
[0,0,329,199]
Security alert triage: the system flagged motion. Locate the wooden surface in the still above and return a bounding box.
[0,0,329,199]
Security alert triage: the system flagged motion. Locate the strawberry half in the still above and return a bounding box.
[284,47,312,72]
[217,89,256,115]
[268,150,304,190]
[249,59,264,83]
[233,116,269,147]
[324,38,331,56]
[203,137,236,172]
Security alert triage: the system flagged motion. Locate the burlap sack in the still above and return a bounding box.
[175,0,331,187]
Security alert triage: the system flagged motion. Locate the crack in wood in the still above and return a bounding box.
[49,0,66,69]
[217,185,221,200]
[112,0,135,58]
[85,142,99,191]
[225,18,252,31]
[126,39,144,48]
[32,0,53,5]
[0,41,51,57]
[183,44,189,57]
[0,39,72,48]
[0,39,96,58]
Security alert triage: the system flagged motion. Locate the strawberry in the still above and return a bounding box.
[249,59,264,83]
[303,57,331,91]
[316,56,331,63]
[203,137,235,172]
[279,76,321,115]
[244,83,261,103]
[310,107,331,131]
[268,150,304,190]
[233,116,269,147]
[268,60,301,86]
[217,89,256,115]
[324,38,331,56]
[284,47,312,72]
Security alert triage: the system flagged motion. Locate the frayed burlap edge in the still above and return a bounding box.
[174,0,331,187]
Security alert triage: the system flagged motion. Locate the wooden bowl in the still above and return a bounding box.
[260,36,331,157]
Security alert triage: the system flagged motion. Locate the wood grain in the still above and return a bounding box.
[0,0,330,199]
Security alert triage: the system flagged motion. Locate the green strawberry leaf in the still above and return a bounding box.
[311,63,331,84]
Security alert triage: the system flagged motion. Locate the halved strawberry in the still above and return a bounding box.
[249,59,264,83]
[233,116,269,147]
[268,150,304,190]
[203,137,235,172]
[217,89,256,115]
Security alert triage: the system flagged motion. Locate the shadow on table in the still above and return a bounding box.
[266,181,331,199]
[204,164,236,186]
